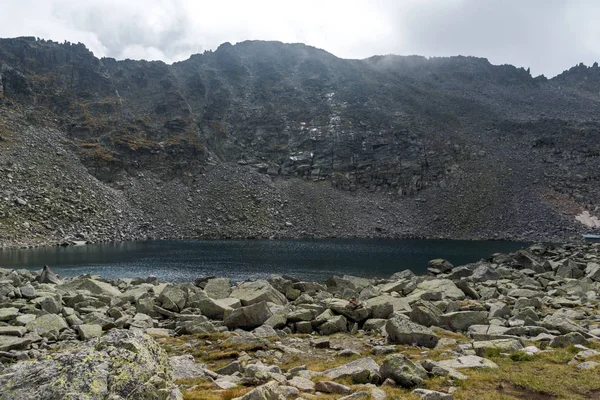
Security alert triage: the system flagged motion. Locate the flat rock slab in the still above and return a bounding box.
[386,317,439,348]
[0,334,41,351]
[0,308,19,321]
[473,339,523,356]
[0,326,27,337]
[436,355,498,369]
[170,354,207,380]
[324,357,380,380]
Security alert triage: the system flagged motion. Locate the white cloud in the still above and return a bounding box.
[0,0,598,77]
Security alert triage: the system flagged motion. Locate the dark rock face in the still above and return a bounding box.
[0,37,599,245]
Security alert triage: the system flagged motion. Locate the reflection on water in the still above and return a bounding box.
[0,239,531,283]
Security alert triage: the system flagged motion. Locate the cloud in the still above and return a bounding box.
[0,0,598,77]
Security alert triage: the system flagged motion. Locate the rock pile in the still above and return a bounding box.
[1,242,600,399]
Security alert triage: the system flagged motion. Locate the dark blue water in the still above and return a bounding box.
[0,239,530,283]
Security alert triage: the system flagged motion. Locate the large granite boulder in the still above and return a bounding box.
[26,314,69,338]
[323,357,380,381]
[439,311,488,332]
[204,278,231,299]
[230,280,287,306]
[0,329,182,400]
[224,301,273,330]
[158,285,187,312]
[380,354,428,388]
[406,279,466,302]
[386,316,439,348]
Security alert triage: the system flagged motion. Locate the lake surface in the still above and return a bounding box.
[0,239,531,283]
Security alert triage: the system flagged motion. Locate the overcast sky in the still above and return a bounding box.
[1,0,598,78]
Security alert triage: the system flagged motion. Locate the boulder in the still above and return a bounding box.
[76,324,103,341]
[57,278,121,296]
[26,314,69,338]
[224,301,273,330]
[204,278,231,299]
[0,329,182,400]
[318,315,348,335]
[380,354,428,388]
[170,354,207,380]
[364,294,412,316]
[386,316,439,348]
[409,301,443,327]
[324,357,380,381]
[0,334,42,351]
[320,298,369,322]
[194,296,233,320]
[0,307,19,321]
[585,263,600,281]
[230,280,287,306]
[314,381,351,395]
[428,259,454,274]
[472,339,523,356]
[407,279,466,302]
[35,265,62,285]
[439,311,488,332]
[436,355,498,369]
[158,285,187,312]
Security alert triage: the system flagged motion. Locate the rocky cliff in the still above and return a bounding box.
[0,37,598,246]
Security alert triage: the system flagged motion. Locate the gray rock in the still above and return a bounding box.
[35,265,62,285]
[0,334,42,351]
[0,329,182,400]
[386,316,439,348]
[0,326,27,337]
[471,265,499,282]
[410,301,443,327]
[320,298,369,322]
[170,354,206,379]
[76,324,103,340]
[230,280,287,306]
[380,354,428,388]
[412,389,454,400]
[439,311,488,332]
[19,284,36,299]
[472,339,523,356]
[428,259,454,273]
[550,332,588,348]
[26,314,69,338]
[204,278,231,299]
[318,315,348,335]
[288,376,315,392]
[407,279,466,302]
[158,285,187,312]
[436,355,499,369]
[57,278,120,296]
[224,301,273,330]
[324,357,380,381]
[0,307,19,321]
[39,296,62,314]
[488,302,511,319]
[585,263,600,281]
[577,361,599,370]
[364,294,412,316]
[315,381,351,394]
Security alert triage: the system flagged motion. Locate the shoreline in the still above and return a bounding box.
[0,231,570,252]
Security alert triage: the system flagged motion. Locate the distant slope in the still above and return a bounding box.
[0,37,598,247]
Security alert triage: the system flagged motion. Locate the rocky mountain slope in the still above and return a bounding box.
[0,36,598,247]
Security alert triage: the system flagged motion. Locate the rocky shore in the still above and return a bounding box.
[1,243,600,399]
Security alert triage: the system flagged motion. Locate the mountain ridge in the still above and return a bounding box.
[0,36,598,247]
